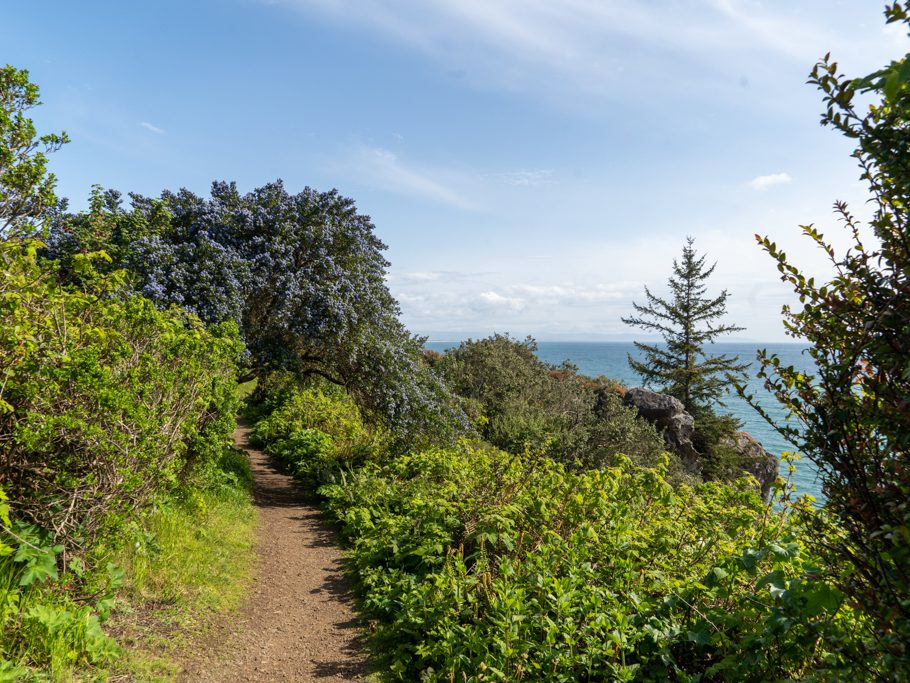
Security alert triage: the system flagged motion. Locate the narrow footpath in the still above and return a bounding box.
[180,421,366,682]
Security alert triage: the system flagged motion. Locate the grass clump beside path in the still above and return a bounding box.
[0,445,257,683]
[106,446,257,681]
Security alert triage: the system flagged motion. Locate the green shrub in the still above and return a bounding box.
[246,359,867,681]
[435,335,670,474]
[268,428,338,485]
[315,443,860,681]
[0,240,243,551]
[0,240,246,679]
[0,522,122,678]
[251,381,386,462]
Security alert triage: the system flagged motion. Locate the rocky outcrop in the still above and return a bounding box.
[622,388,702,476]
[721,431,778,501]
[622,387,778,499]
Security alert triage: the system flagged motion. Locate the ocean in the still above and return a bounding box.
[425,341,823,501]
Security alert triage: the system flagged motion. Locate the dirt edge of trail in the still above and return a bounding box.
[178,421,367,682]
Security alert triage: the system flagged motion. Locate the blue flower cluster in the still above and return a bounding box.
[46,180,469,445]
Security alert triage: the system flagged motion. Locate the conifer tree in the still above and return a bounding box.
[622,237,747,414]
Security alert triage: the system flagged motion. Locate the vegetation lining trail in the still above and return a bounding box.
[180,421,365,682]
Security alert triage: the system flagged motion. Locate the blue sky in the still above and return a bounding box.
[5,1,906,341]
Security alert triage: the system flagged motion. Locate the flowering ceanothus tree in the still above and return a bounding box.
[47,180,467,445]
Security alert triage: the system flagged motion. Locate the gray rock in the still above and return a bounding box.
[623,387,779,498]
[622,388,685,421]
[721,431,779,501]
[623,388,702,476]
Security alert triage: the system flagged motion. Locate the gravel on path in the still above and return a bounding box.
[179,421,367,682]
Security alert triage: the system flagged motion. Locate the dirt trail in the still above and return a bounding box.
[180,422,366,682]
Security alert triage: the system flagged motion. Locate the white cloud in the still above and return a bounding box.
[266,0,835,102]
[139,121,165,135]
[478,290,526,310]
[508,283,627,304]
[750,172,792,191]
[403,271,442,281]
[485,169,555,187]
[332,145,476,209]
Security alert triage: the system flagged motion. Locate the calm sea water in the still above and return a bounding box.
[426,341,822,500]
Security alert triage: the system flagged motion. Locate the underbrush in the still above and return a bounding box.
[0,243,255,680]
[254,382,867,682]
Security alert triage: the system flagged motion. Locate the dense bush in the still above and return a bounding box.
[0,240,243,550]
[432,335,674,474]
[0,64,253,680]
[752,4,910,668]
[252,388,864,681]
[251,381,387,485]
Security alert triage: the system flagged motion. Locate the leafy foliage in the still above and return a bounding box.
[253,387,864,681]
[0,240,243,550]
[432,334,671,474]
[0,523,122,678]
[45,181,467,447]
[623,237,748,415]
[751,3,910,669]
[0,65,68,238]
[250,381,388,485]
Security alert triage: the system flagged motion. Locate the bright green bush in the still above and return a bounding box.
[0,240,243,550]
[268,428,339,485]
[317,446,859,681]
[0,521,122,678]
[0,240,245,677]
[251,381,387,471]
[250,385,864,681]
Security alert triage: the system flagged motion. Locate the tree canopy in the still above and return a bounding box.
[46,181,466,446]
[0,65,67,237]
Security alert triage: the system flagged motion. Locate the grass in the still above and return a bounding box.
[0,480,256,682]
[236,378,258,402]
[106,471,257,681]
[1,383,259,681]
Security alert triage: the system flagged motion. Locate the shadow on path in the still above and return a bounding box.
[178,419,368,682]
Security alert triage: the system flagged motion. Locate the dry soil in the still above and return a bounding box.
[179,422,367,682]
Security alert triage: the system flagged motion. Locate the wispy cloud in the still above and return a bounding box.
[750,172,792,191]
[139,121,165,135]
[333,145,476,209]
[266,0,831,102]
[485,169,555,187]
[401,271,442,281]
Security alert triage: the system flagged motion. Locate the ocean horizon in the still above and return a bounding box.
[426,340,822,501]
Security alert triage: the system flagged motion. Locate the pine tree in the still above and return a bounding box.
[622,237,747,414]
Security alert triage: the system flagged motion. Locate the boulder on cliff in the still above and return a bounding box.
[720,431,779,501]
[622,387,779,500]
[622,388,702,476]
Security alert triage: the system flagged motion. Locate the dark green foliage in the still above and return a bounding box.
[0,65,68,238]
[434,334,670,473]
[752,3,910,669]
[623,237,748,414]
[692,411,747,481]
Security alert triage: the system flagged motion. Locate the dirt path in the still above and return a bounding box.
[180,422,367,682]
